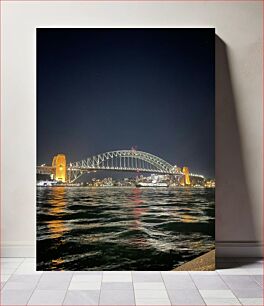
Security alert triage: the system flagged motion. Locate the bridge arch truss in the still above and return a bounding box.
[67,150,181,183]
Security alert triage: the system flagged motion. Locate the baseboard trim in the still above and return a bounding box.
[1,242,35,258]
[1,241,263,258]
[216,241,263,257]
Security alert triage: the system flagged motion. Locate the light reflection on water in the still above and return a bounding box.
[37,186,215,271]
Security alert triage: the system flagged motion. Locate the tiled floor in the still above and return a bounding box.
[0,258,263,305]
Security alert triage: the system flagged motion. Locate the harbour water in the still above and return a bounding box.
[37,187,215,271]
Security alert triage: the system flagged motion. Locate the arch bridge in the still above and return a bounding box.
[68,150,181,183]
[37,150,204,183]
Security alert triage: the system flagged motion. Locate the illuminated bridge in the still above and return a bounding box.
[37,150,204,183]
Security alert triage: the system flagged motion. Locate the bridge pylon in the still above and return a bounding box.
[52,154,67,182]
[182,166,191,185]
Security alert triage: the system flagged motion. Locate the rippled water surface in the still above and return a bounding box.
[37,187,215,271]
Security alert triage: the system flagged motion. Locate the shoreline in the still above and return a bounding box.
[172,249,215,271]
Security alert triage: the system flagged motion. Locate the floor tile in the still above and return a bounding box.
[74,271,102,275]
[99,289,135,305]
[203,298,241,305]
[101,281,133,290]
[162,271,189,275]
[221,275,261,290]
[1,275,11,282]
[0,256,263,306]
[245,268,263,275]
[239,298,264,305]
[103,272,132,282]
[134,282,166,290]
[69,281,101,290]
[136,298,171,305]
[199,289,237,298]
[167,289,205,305]
[1,288,33,305]
[63,290,100,305]
[2,267,18,274]
[163,274,196,289]
[8,274,41,283]
[42,271,72,275]
[28,289,66,305]
[103,271,131,275]
[252,275,263,287]
[191,275,228,290]
[15,263,42,275]
[132,271,163,282]
[16,262,36,270]
[217,268,249,275]
[71,274,101,282]
[231,287,263,298]
[37,272,72,290]
[37,278,71,290]
[134,289,169,299]
[2,262,21,269]
[3,280,38,291]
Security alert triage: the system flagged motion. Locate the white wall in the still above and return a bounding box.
[1,1,262,257]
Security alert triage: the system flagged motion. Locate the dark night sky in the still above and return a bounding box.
[37,28,215,178]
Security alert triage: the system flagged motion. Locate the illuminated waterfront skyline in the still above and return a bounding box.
[37,150,211,185]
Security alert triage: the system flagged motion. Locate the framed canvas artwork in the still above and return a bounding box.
[37,28,215,271]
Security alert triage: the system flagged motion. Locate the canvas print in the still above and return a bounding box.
[37,28,215,271]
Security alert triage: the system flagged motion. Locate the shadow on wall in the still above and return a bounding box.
[215,35,259,266]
